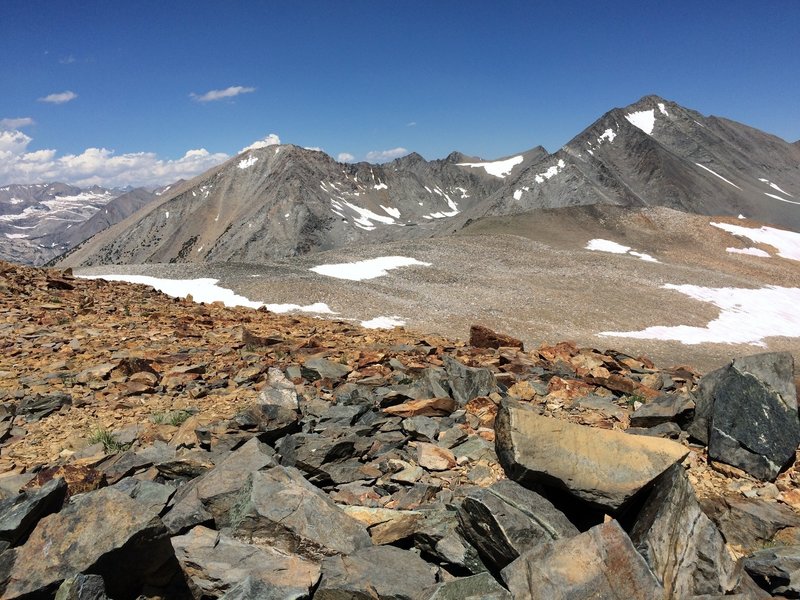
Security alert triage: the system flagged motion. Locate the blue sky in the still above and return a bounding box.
[1,0,799,187]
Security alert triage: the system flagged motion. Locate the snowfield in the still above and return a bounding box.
[310,256,431,281]
[585,239,658,262]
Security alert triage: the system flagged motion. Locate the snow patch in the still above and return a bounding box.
[764,192,800,205]
[165,211,169,219]
[694,163,742,189]
[727,247,770,257]
[759,178,793,197]
[310,256,431,281]
[381,205,400,219]
[657,103,668,116]
[597,128,616,144]
[533,159,566,184]
[361,316,406,329]
[237,155,258,170]
[4,233,28,239]
[373,183,388,191]
[586,239,659,262]
[265,302,336,314]
[711,222,800,261]
[513,189,523,201]
[625,109,656,135]
[456,155,523,178]
[601,284,800,346]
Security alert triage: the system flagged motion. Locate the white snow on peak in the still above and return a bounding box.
[4,233,28,239]
[694,163,742,190]
[657,103,668,116]
[456,155,523,178]
[727,247,770,257]
[533,159,566,184]
[341,200,397,229]
[710,222,800,261]
[310,256,431,281]
[764,192,800,205]
[513,189,523,200]
[238,155,258,169]
[597,128,616,144]
[165,211,170,219]
[758,178,793,197]
[601,284,800,346]
[373,182,388,191]
[380,205,400,219]
[738,214,746,219]
[625,109,656,135]
[361,316,406,329]
[585,239,659,262]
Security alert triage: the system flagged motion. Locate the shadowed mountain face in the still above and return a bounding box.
[0,183,157,265]
[55,95,799,268]
[460,95,800,230]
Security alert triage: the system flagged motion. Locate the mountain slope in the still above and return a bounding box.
[457,95,800,230]
[57,145,511,266]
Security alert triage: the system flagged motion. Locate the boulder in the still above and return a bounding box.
[172,525,320,599]
[495,401,688,512]
[628,465,740,598]
[54,574,109,600]
[315,545,437,600]
[0,487,181,599]
[0,477,66,551]
[341,506,423,545]
[303,357,351,381]
[258,367,299,410]
[412,507,487,574]
[501,520,664,599]
[744,545,800,598]
[707,353,800,481]
[417,572,512,600]
[457,479,578,572]
[700,496,800,554]
[629,393,694,428]
[469,325,524,350]
[229,466,372,559]
[443,356,497,407]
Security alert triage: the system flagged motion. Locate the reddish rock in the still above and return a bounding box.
[469,325,524,350]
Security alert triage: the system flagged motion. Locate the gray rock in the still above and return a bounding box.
[258,367,299,410]
[744,545,800,597]
[303,357,351,381]
[402,416,441,442]
[629,464,740,598]
[495,400,688,512]
[626,422,682,439]
[54,574,109,600]
[708,352,800,480]
[417,573,512,600]
[458,479,578,572]
[0,487,182,599]
[413,508,487,574]
[17,391,71,421]
[443,356,497,406]
[630,393,695,428]
[229,466,372,559]
[111,478,175,515]
[700,496,800,554]
[501,520,664,599]
[315,545,437,600]
[172,525,320,599]
[687,366,726,444]
[233,403,300,442]
[0,477,66,550]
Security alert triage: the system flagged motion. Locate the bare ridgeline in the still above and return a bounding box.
[0,95,799,598]
[0,263,798,598]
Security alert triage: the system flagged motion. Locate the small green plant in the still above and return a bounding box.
[624,394,646,408]
[151,409,192,426]
[87,427,129,454]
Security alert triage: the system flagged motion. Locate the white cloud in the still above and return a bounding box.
[59,55,76,64]
[38,90,78,104]
[337,152,355,163]
[239,133,281,153]
[190,85,255,102]
[407,121,417,127]
[0,117,35,129]
[0,128,229,188]
[365,147,408,162]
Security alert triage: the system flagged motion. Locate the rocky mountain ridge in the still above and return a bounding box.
[0,260,798,598]
[54,95,800,268]
[0,183,158,265]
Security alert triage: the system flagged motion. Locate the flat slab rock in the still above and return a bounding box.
[501,520,664,599]
[172,525,320,599]
[495,401,688,512]
[315,545,437,600]
[744,544,800,598]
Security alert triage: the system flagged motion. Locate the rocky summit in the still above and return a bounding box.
[0,259,798,599]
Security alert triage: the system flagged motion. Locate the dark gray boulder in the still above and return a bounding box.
[628,464,740,598]
[172,525,320,599]
[501,520,664,599]
[229,466,372,559]
[412,507,487,574]
[315,545,437,600]
[457,479,578,572]
[0,477,66,551]
[443,356,497,406]
[303,357,351,381]
[54,574,109,600]
[708,353,799,481]
[743,545,800,598]
[417,572,512,600]
[630,393,694,428]
[700,496,800,553]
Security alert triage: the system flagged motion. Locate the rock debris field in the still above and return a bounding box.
[0,260,799,599]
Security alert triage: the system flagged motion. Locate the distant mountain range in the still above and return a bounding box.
[3,94,797,268]
[0,183,169,265]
